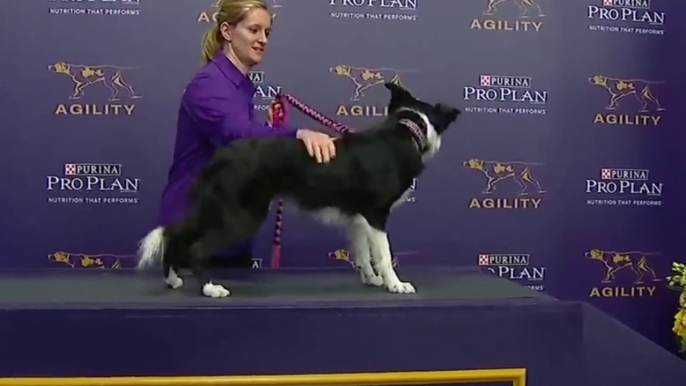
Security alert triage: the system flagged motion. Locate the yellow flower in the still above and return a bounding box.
[668,266,686,288]
[670,261,686,351]
[675,309,686,338]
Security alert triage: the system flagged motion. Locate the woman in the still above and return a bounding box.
[157,0,336,267]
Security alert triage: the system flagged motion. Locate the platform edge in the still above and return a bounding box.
[0,368,527,385]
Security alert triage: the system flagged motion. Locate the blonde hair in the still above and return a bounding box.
[201,0,271,64]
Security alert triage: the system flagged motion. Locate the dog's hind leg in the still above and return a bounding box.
[162,261,184,289]
[163,220,230,297]
[189,205,270,298]
[159,229,186,290]
[347,223,383,287]
[159,247,184,291]
[355,213,415,294]
[188,230,233,298]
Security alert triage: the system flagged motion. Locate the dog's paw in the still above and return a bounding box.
[164,276,183,289]
[386,281,416,294]
[202,283,231,298]
[361,273,384,287]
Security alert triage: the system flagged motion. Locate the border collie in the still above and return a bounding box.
[136,82,461,298]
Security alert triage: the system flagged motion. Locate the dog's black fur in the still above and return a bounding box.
[137,82,461,297]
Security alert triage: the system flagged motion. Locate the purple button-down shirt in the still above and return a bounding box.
[157,50,298,256]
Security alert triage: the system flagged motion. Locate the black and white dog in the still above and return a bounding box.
[136,82,461,297]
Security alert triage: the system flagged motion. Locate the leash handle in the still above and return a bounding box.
[268,95,288,127]
[268,93,356,268]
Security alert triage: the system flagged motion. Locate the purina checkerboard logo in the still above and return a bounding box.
[329,0,418,22]
[585,167,662,206]
[48,0,141,16]
[46,163,141,204]
[463,74,548,115]
[587,0,665,35]
[478,253,546,291]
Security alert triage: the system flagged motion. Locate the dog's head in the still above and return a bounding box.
[384,81,461,135]
[48,62,71,75]
[384,81,461,159]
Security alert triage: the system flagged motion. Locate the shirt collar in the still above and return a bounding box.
[212,49,254,91]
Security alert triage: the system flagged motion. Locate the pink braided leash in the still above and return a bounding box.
[268,93,355,268]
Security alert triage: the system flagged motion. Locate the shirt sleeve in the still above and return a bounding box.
[182,73,299,148]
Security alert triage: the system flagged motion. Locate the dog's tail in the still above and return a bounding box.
[136,226,166,269]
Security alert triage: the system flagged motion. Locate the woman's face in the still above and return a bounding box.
[221,8,272,69]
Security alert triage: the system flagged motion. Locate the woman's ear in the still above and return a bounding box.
[219,21,234,41]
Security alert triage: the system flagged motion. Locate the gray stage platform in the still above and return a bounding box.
[0,267,685,386]
[0,266,552,308]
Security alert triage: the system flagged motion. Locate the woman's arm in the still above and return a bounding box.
[181,73,298,148]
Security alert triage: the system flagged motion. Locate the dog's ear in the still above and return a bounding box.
[385,81,415,112]
[384,81,415,99]
[433,103,461,124]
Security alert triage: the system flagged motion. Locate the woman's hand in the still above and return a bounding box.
[296,129,337,163]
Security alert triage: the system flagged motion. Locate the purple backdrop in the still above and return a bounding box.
[0,0,685,355]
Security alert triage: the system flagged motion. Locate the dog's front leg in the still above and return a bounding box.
[347,223,383,287]
[356,215,415,294]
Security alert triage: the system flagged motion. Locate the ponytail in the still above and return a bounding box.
[201,25,222,64]
[202,0,269,64]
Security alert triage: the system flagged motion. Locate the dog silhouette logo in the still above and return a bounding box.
[329,249,354,267]
[484,0,546,17]
[588,75,665,112]
[330,65,410,101]
[328,249,415,269]
[48,62,142,101]
[586,249,661,284]
[463,158,546,195]
[48,251,135,269]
